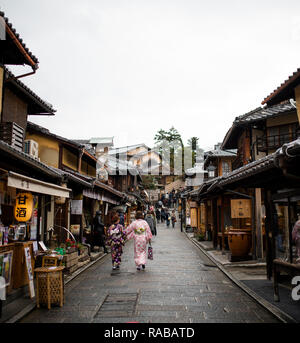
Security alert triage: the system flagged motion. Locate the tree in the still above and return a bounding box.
[154,127,184,171]
[187,137,200,167]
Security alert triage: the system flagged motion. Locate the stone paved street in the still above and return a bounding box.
[20,220,280,323]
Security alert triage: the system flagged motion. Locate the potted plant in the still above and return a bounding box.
[65,238,76,253]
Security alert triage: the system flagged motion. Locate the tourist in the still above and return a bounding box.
[155,207,161,223]
[92,211,107,253]
[165,209,171,227]
[106,213,127,270]
[171,210,177,228]
[125,211,152,271]
[145,210,155,236]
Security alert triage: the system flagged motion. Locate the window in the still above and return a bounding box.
[222,161,230,175]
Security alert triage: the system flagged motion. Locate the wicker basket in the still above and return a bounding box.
[35,267,64,309]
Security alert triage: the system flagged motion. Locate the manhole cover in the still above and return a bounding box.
[94,293,139,318]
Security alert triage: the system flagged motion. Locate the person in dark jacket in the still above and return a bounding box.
[160,208,166,223]
[155,208,161,223]
[118,211,125,226]
[165,209,171,227]
[92,211,108,253]
[145,210,155,235]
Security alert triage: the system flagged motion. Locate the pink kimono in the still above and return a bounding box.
[125,219,153,267]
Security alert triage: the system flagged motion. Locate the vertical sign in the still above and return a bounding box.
[30,197,38,240]
[24,247,35,298]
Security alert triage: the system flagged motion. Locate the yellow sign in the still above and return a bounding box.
[14,192,34,222]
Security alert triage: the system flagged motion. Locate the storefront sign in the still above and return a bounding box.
[24,247,35,298]
[231,199,251,218]
[8,172,71,198]
[14,192,33,222]
[71,200,83,215]
[0,250,13,286]
[30,197,38,240]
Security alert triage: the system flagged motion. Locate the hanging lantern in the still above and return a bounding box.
[14,192,34,222]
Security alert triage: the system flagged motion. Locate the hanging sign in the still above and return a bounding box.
[231,199,251,218]
[14,192,33,222]
[71,200,83,215]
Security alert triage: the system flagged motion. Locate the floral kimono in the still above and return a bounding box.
[125,219,152,267]
[106,223,126,268]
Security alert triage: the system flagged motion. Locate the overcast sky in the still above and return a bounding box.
[1,0,300,151]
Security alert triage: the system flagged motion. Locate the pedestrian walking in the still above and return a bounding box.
[145,210,155,236]
[161,208,166,223]
[165,209,171,227]
[155,208,161,223]
[106,213,127,270]
[171,210,177,228]
[92,211,108,253]
[125,211,152,271]
[151,210,157,236]
[118,210,125,226]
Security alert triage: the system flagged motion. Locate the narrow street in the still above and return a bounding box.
[20,219,279,323]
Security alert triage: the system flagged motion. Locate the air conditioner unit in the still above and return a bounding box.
[24,139,39,160]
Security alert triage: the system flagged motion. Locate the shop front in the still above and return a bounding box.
[214,139,300,301]
[0,170,70,297]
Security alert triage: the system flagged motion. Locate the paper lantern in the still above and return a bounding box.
[14,192,34,222]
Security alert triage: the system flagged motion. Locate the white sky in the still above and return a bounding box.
[1,0,300,151]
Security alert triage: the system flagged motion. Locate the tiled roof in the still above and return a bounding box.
[262,68,300,105]
[27,122,97,162]
[204,148,237,158]
[0,11,39,66]
[0,139,62,179]
[94,180,126,199]
[48,166,93,188]
[5,68,55,115]
[206,154,275,192]
[221,101,297,149]
[108,144,149,155]
[89,137,114,145]
[234,101,295,125]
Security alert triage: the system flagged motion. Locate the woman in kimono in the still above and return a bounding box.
[125,211,152,271]
[106,214,127,270]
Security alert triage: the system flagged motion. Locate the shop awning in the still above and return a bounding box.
[83,188,119,205]
[7,171,71,198]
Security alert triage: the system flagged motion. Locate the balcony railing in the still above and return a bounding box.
[257,132,298,152]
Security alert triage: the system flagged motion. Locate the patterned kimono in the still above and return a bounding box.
[125,219,153,266]
[106,224,126,267]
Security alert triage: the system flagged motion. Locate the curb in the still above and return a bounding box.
[5,252,109,323]
[184,231,297,324]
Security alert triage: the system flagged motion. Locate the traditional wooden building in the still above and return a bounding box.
[25,122,128,246]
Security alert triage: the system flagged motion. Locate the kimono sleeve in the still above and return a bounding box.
[120,225,127,244]
[106,226,112,246]
[125,222,135,240]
